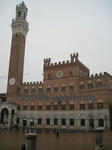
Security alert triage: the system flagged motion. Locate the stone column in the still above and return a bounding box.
[25,133,37,150]
[95,128,104,150]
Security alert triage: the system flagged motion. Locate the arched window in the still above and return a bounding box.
[23,119,27,127]
[24,89,29,93]
[30,104,35,111]
[54,118,58,125]
[53,105,58,110]
[69,85,74,92]
[99,119,104,127]
[46,105,51,110]
[79,84,85,90]
[98,103,103,109]
[89,118,94,129]
[16,118,20,124]
[31,89,36,93]
[23,104,27,111]
[30,118,34,126]
[18,11,21,17]
[61,104,66,110]
[62,119,66,125]
[38,88,43,93]
[88,83,93,89]
[46,118,50,125]
[47,88,51,93]
[38,105,42,110]
[81,119,85,126]
[70,119,74,126]
[61,86,66,92]
[54,87,58,92]
[96,82,102,88]
[38,118,42,125]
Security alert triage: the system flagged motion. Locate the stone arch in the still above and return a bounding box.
[0,102,19,127]
[1,108,9,125]
[87,112,94,119]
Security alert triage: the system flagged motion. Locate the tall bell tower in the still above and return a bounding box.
[7,2,29,98]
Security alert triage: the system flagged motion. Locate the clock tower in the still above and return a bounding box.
[7,2,29,98]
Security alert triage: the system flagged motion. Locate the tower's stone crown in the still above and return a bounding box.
[11,1,29,36]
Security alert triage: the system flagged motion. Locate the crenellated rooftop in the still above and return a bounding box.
[90,72,112,78]
[23,81,43,86]
[43,53,83,69]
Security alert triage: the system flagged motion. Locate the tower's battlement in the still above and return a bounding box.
[90,72,112,78]
[44,53,79,69]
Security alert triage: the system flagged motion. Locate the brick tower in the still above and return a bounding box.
[7,2,29,100]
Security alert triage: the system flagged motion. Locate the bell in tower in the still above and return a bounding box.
[7,1,29,100]
[11,1,29,36]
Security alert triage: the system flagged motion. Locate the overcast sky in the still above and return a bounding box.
[0,0,112,93]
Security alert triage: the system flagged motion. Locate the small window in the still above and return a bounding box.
[31,89,36,93]
[47,88,51,93]
[54,87,58,92]
[24,89,29,94]
[16,118,20,124]
[79,85,84,90]
[53,105,58,110]
[70,119,74,126]
[62,119,66,125]
[38,105,42,110]
[46,118,50,125]
[81,119,85,126]
[61,104,66,110]
[99,119,104,127]
[18,11,21,17]
[54,118,58,125]
[46,105,51,110]
[69,104,74,110]
[96,82,102,88]
[23,105,27,111]
[61,87,66,92]
[88,83,93,89]
[69,86,74,92]
[48,73,51,79]
[80,104,85,110]
[24,13,26,19]
[88,103,94,110]
[30,105,35,111]
[38,118,42,125]
[23,119,27,127]
[30,119,34,126]
[98,103,103,109]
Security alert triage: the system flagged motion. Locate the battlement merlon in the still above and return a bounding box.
[70,53,79,63]
[23,81,43,86]
[90,72,112,78]
[43,53,80,69]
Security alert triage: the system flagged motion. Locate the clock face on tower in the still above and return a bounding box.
[9,77,16,86]
[56,71,63,78]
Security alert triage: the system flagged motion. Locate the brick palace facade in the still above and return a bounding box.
[0,2,112,131]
